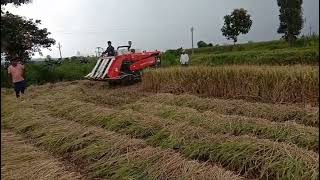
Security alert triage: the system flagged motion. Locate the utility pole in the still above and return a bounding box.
[309,25,312,36]
[191,27,194,55]
[304,18,307,46]
[57,42,62,59]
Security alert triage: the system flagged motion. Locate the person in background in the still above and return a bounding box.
[102,41,115,56]
[180,49,189,66]
[7,57,26,98]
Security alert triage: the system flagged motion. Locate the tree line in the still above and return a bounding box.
[198,0,304,48]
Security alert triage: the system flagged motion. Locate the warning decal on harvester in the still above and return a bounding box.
[85,56,115,80]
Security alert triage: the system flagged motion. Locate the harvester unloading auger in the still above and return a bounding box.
[85,41,161,85]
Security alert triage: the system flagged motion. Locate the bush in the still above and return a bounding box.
[26,64,59,84]
[197,41,208,48]
[1,66,11,87]
[197,41,214,48]
[160,52,179,67]
[1,58,97,87]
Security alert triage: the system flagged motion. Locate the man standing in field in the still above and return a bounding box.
[180,49,189,66]
[8,57,26,98]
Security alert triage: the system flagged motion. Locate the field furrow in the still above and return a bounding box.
[124,101,319,151]
[2,80,318,180]
[1,96,242,180]
[25,80,319,127]
[22,84,318,152]
[140,93,319,127]
[1,131,84,180]
[5,87,318,180]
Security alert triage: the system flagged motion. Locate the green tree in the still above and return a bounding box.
[221,8,252,45]
[277,0,303,45]
[45,55,53,65]
[1,0,55,62]
[46,55,52,61]
[197,41,208,48]
[1,0,32,6]
[1,0,31,13]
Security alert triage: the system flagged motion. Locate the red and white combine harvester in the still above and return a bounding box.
[85,42,161,85]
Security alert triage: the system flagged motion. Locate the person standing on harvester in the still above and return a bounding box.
[102,41,115,56]
[8,57,26,98]
[180,49,189,66]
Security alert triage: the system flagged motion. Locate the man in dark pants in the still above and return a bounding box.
[102,41,115,56]
[7,57,26,98]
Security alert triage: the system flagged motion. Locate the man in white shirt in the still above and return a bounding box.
[180,50,189,66]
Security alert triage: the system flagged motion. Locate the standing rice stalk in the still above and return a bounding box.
[142,65,319,105]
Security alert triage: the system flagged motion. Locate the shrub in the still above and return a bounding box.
[1,66,11,87]
[1,58,97,87]
[160,52,179,67]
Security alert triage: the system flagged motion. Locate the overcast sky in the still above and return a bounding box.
[4,0,319,58]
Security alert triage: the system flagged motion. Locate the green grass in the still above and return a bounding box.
[160,52,180,67]
[191,47,319,65]
[185,36,319,54]
[161,36,319,66]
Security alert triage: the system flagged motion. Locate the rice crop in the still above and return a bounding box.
[142,65,319,106]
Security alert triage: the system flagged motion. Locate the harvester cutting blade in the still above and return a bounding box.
[85,56,115,80]
[85,58,103,79]
[93,58,108,79]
